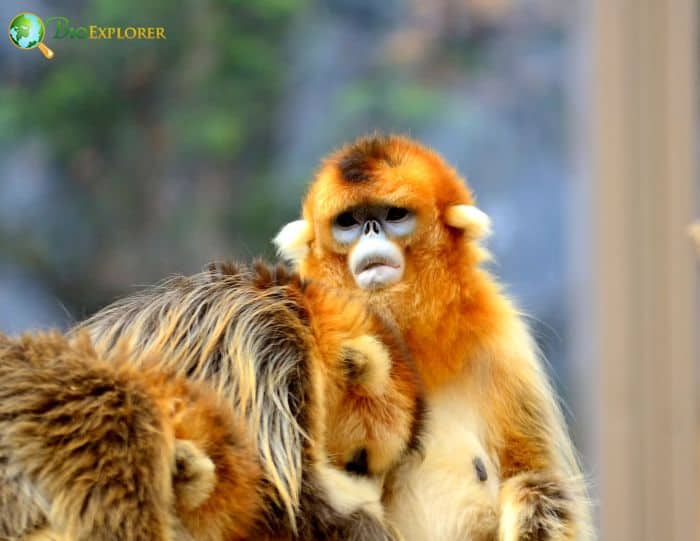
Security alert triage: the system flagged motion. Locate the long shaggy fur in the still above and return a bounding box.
[0,331,263,541]
[277,134,593,540]
[75,261,422,539]
[77,262,310,526]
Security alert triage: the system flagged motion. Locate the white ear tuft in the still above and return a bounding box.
[273,219,314,263]
[444,205,492,239]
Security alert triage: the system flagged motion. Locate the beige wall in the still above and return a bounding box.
[573,1,698,539]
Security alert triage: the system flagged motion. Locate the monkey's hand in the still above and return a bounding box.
[297,464,403,541]
[499,471,579,541]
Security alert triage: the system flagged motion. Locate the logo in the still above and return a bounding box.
[8,12,54,59]
[8,13,168,59]
[49,18,167,41]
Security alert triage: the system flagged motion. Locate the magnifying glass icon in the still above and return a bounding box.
[8,13,55,59]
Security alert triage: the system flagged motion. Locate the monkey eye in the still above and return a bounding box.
[386,207,409,222]
[334,211,359,229]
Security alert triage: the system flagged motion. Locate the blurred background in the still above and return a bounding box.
[0,0,697,538]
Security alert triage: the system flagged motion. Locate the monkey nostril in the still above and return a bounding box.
[363,220,381,236]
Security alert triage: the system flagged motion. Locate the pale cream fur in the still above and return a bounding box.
[343,334,392,396]
[172,440,216,510]
[498,494,521,541]
[444,205,492,239]
[385,384,499,541]
[23,529,65,541]
[316,463,385,521]
[274,219,314,261]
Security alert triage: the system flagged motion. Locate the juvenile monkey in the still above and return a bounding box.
[0,331,263,541]
[76,261,423,540]
[275,134,592,541]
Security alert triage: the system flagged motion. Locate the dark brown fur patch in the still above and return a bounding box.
[337,135,400,183]
[344,448,369,476]
[473,457,488,482]
[406,394,427,454]
[517,473,573,541]
[341,349,367,382]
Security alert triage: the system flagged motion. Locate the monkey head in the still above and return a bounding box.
[274,134,491,299]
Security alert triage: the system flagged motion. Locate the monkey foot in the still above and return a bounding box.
[498,471,580,541]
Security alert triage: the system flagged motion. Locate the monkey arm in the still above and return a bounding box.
[0,333,177,541]
[483,331,591,541]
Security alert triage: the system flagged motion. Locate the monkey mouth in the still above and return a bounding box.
[358,256,399,272]
[352,254,404,290]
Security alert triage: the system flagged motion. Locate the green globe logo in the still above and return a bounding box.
[8,12,54,59]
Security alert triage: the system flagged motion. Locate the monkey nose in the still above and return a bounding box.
[363,220,381,236]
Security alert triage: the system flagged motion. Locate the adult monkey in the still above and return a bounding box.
[275,134,592,541]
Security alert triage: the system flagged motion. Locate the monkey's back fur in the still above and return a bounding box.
[0,331,263,541]
[76,261,422,540]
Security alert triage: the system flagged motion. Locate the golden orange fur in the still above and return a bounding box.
[76,261,423,540]
[275,134,593,540]
[301,275,422,476]
[0,331,263,541]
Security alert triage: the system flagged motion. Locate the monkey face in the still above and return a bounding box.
[331,205,416,289]
[274,134,491,294]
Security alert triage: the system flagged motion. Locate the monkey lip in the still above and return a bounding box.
[349,238,405,289]
[353,255,403,289]
[358,257,399,272]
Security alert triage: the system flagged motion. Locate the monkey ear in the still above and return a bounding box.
[342,336,391,396]
[273,219,314,263]
[444,205,492,239]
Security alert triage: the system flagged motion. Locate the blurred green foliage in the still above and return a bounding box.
[1,0,307,316]
[1,0,567,338]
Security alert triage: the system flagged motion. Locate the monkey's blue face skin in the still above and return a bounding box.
[331,205,416,290]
